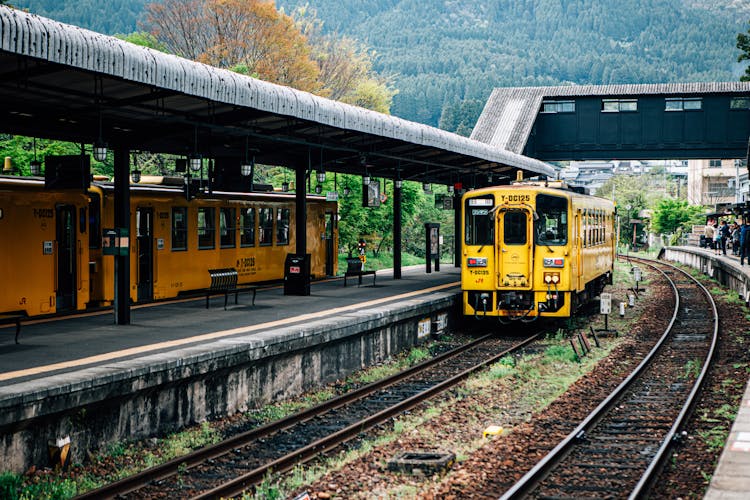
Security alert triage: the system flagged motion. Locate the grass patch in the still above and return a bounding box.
[0,472,22,500]
[682,359,702,380]
[698,426,729,451]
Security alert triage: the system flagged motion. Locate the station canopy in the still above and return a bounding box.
[0,6,554,187]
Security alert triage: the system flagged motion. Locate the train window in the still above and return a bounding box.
[276,208,290,245]
[220,207,236,248]
[464,196,494,245]
[535,194,568,246]
[198,207,216,250]
[240,207,255,247]
[88,193,101,248]
[503,211,527,245]
[259,207,273,246]
[172,207,188,251]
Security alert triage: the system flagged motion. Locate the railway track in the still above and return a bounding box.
[77,331,543,499]
[500,256,718,499]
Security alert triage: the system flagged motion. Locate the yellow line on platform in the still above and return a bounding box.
[0,282,460,383]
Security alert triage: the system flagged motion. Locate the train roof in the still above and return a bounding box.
[0,175,331,202]
[463,182,615,205]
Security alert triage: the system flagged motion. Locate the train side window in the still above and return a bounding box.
[259,207,273,246]
[240,207,255,247]
[594,210,600,245]
[220,207,236,248]
[88,193,101,248]
[503,211,527,245]
[198,207,216,250]
[276,207,290,245]
[535,194,568,246]
[172,207,188,251]
[464,196,494,245]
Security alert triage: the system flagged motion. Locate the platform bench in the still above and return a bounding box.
[343,258,377,287]
[206,268,257,310]
[0,311,26,344]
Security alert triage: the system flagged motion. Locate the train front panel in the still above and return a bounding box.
[462,186,576,320]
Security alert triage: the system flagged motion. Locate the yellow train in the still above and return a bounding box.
[0,175,338,317]
[461,181,615,321]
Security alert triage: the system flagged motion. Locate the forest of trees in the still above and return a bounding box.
[10,0,748,133]
[277,0,747,131]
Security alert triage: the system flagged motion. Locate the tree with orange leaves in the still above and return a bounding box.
[142,0,324,94]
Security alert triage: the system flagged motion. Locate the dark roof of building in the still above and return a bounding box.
[471,83,750,155]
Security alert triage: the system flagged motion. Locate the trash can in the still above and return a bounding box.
[284,253,311,296]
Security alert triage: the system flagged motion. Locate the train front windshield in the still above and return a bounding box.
[535,194,568,246]
[465,196,494,245]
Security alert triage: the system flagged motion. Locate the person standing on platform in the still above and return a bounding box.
[741,218,750,265]
[705,220,716,251]
[732,223,741,256]
[719,220,730,256]
[713,221,722,255]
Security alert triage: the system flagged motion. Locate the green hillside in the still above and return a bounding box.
[9,0,748,133]
[10,0,148,36]
[277,0,746,130]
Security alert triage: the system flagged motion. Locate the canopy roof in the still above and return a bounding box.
[0,6,554,185]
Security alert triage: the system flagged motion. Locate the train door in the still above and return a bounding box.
[136,207,153,302]
[55,204,77,311]
[496,209,533,289]
[324,211,335,276]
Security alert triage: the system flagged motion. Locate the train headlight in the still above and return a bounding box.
[544,272,560,284]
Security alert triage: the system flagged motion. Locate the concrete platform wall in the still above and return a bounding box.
[0,292,459,472]
[660,247,750,303]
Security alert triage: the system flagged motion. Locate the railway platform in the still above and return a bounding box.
[659,246,750,499]
[0,265,461,472]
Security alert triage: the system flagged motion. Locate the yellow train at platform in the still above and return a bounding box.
[461,180,615,321]
[0,175,337,318]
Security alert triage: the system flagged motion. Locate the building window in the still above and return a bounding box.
[730,97,750,110]
[197,207,216,250]
[602,99,638,112]
[276,208,290,245]
[259,207,273,246]
[172,207,188,251]
[240,207,255,247]
[219,207,236,248]
[708,159,722,168]
[541,100,575,113]
[665,97,702,111]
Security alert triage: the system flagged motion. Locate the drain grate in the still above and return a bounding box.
[387,451,456,476]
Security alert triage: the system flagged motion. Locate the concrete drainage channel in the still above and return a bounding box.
[387,451,457,476]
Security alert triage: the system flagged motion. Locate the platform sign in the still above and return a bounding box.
[434,312,448,333]
[600,293,612,315]
[417,318,431,339]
